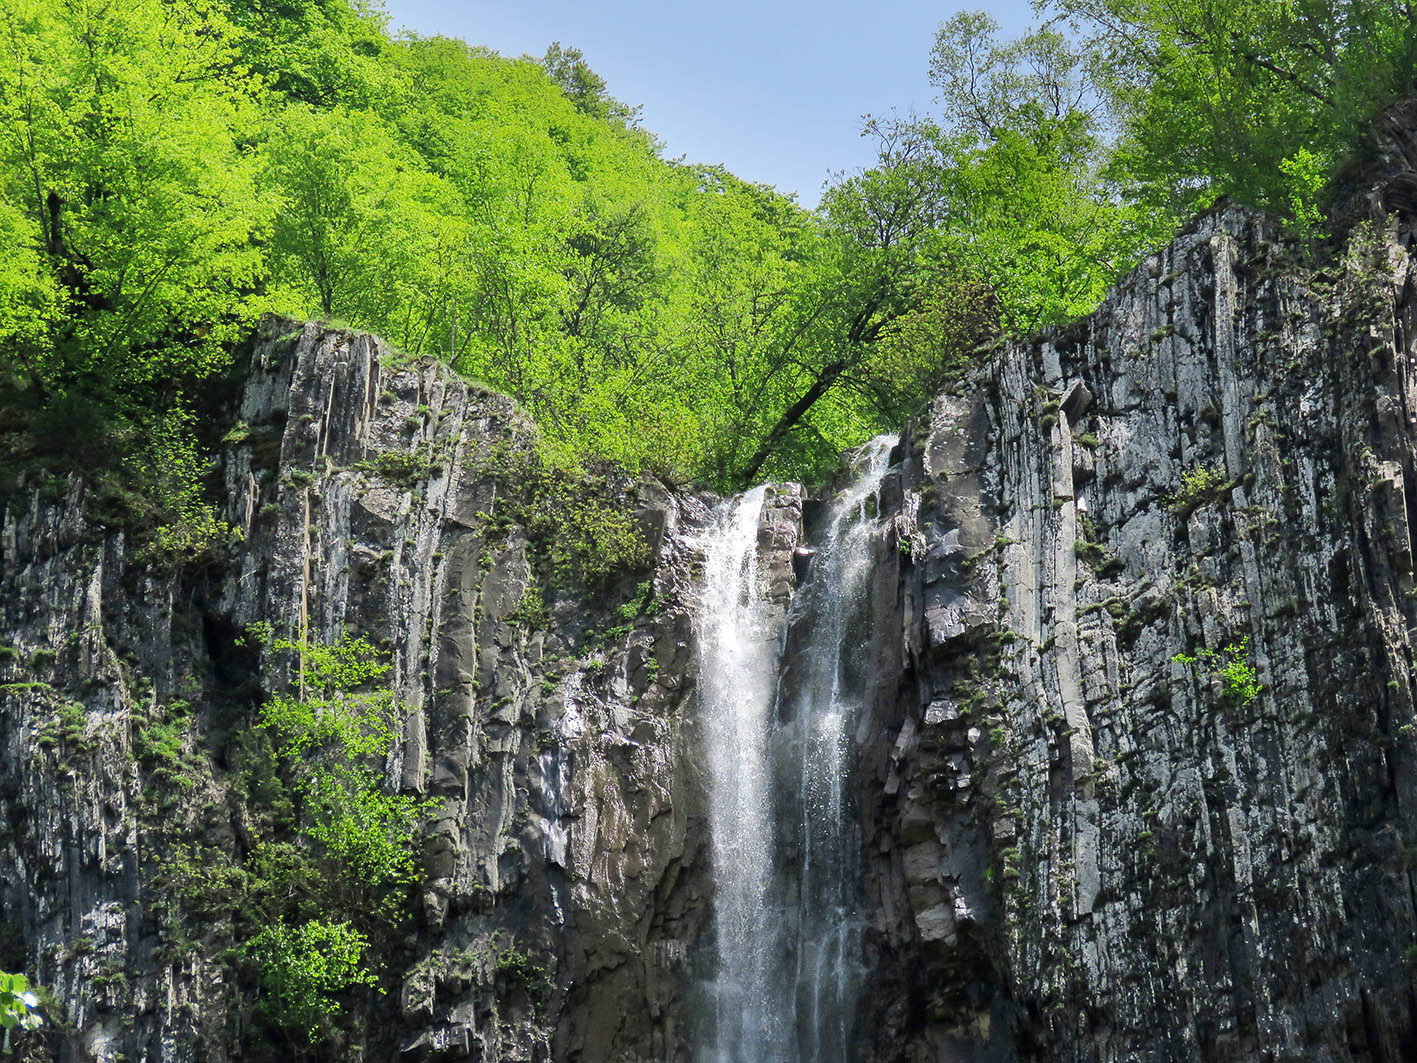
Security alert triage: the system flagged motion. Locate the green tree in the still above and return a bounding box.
[255,632,431,913]
[542,42,644,130]
[731,127,945,485]
[226,0,401,109]
[0,0,268,397]
[915,13,1170,331]
[1049,0,1417,216]
[263,103,468,341]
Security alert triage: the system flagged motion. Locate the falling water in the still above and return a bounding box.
[696,439,894,1062]
[782,437,894,1063]
[698,484,791,1059]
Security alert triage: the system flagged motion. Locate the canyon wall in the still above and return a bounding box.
[855,201,1417,1060]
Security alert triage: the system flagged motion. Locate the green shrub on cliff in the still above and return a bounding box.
[256,632,434,909]
[1174,637,1263,707]
[194,631,439,1044]
[472,443,650,591]
[239,919,379,1041]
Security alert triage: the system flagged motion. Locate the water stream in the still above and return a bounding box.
[697,440,894,1062]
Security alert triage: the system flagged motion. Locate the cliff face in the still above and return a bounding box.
[5,119,1417,1063]
[0,321,740,1062]
[855,206,1417,1059]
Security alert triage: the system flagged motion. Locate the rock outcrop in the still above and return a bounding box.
[0,320,735,1062]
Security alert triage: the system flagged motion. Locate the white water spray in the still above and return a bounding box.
[696,439,895,1062]
[697,485,791,1060]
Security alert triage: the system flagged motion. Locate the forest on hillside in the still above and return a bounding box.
[0,0,1413,556]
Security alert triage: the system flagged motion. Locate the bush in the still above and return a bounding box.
[255,633,436,906]
[1166,463,1234,515]
[133,404,238,562]
[493,945,551,1002]
[1173,636,1262,706]
[240,920,378,1040]
[356,450,435,487]
[471,443,649,591]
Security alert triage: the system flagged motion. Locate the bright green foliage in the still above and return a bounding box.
[0,0,1002,490]
[210,633,436,1041]
[472,443,650,590]
[225,0,399,109]
[1174,637,1263,706]
[257,633,430,898]
[0,0,267,394]
[866,14,1174,335]
[239,919,378,1041]
[1050,0,1417,218]
[133,405,238,561]
[1279,147,1329,239]
[263,104,467,327]
[0,971,43,1033]
[1167,463,1234,513]
[0,201,54,360]
[1,0,1410,501]
[541,42,644,130]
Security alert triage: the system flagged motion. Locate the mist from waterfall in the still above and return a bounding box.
[696,440,894,1062]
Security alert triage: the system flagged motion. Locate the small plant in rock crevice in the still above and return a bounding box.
[1173,636,1262,706]
[1167,463,1236,515]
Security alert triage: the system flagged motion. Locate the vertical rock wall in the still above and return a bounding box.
[0,320,747,1062]
[856,204,1417,1060]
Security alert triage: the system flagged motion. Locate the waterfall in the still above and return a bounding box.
[696,439,894,1062]
[697,484,792,1060]
[782,437,893,1062]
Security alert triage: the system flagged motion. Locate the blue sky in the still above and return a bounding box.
[380,1,1037,208]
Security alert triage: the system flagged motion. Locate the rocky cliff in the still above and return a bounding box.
[4,111,1417,1063]
[0,320,756,1062]
[851,203,1417,1058]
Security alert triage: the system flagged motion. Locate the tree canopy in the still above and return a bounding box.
[0,0,1411,501]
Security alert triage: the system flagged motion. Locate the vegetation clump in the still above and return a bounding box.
[131,632,435,1050]
[1167,464,1236,515]
[357,450,437,488]
[238,919,379,1040]
[473,443,650,591]
[253,631,435,912]
[1174,637,1263,706]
